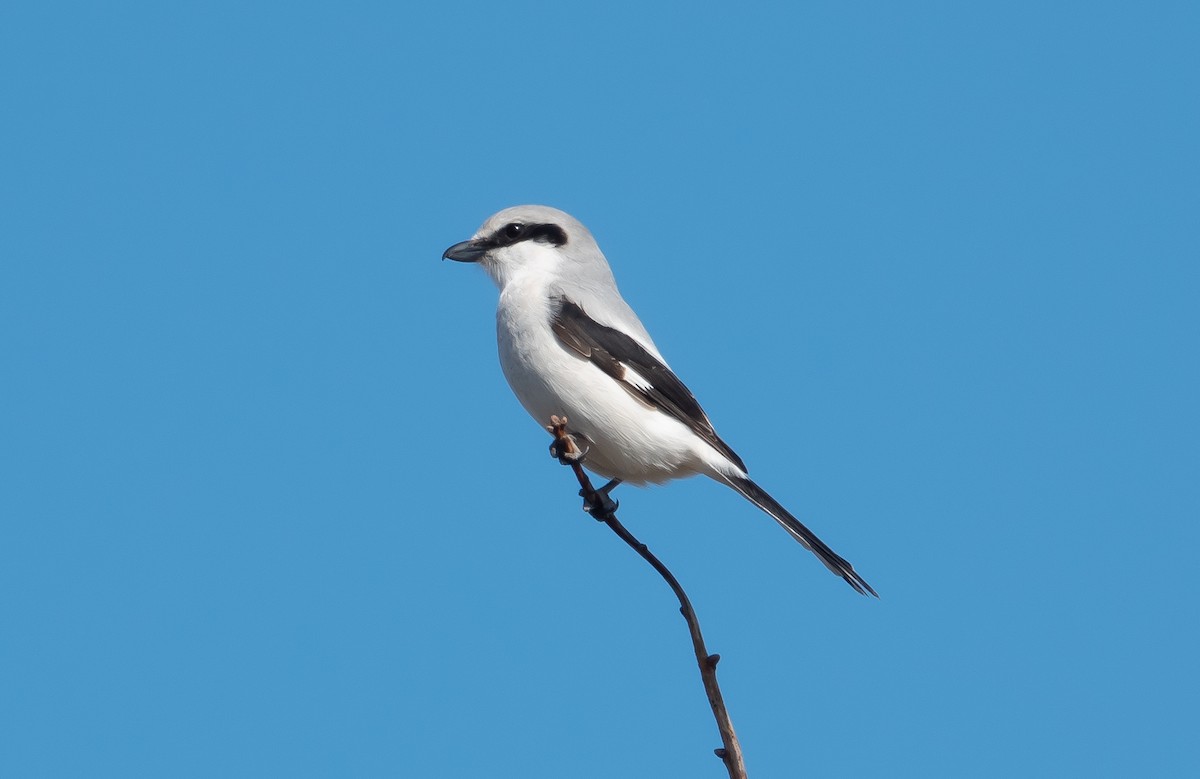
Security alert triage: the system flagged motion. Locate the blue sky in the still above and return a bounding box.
[2,2,1197,776]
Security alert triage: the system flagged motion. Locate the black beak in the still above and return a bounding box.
[442,239,488,263]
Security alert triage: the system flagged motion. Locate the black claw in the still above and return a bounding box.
[580,489,619,519]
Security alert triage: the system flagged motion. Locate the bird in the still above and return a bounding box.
[443,205,875,596]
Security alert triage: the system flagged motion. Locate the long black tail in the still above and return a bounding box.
[726,476,877,597]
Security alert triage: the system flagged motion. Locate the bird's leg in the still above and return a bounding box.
[581,478,622,519]
[547,415,616,518]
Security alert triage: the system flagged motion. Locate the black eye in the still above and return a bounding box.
[503,223,524,240]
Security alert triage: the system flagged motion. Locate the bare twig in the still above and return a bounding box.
[547,416,748,779]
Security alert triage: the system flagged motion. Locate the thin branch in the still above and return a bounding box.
[547,416,748,779]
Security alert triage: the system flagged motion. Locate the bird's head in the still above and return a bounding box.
[442,205,607,290]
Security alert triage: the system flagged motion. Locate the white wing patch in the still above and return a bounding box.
[621,362,655,393]
[618,362,658,409]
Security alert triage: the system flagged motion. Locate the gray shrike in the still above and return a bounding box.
[444,205,875,596]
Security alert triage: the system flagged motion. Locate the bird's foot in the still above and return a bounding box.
[547,415,588,465]
[549,436,588,465]
[580,478,622,519]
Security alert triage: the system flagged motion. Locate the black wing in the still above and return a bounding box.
[549,297,746,472]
